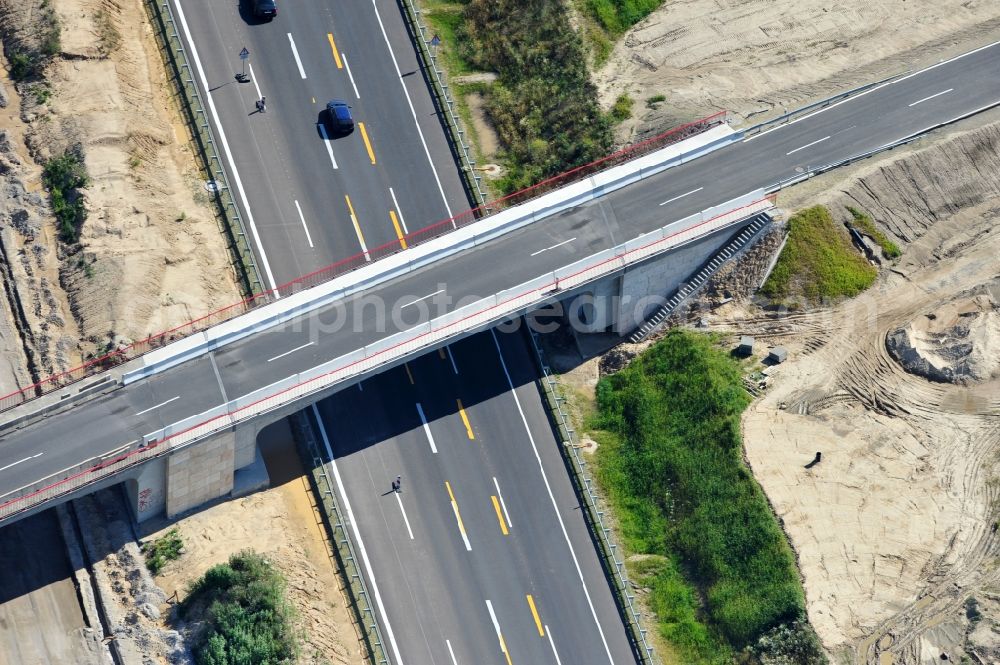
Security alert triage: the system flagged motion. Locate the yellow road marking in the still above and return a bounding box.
[491,496,509,535]
[327,33,343,68]
[359,122,377,164]
[390,210,407,249]
[311,96,315,104]
[445,481,472,550]
[404,363,414,385]
[500,636,513,665]
[457,399,474,440]
[344,195,369,259]
[526,595,545,637]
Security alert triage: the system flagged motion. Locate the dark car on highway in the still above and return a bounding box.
[325,100,355,134]
[252,0,277,20]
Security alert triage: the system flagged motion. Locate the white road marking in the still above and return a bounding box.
[368,0,453,218]
[445,344,458,374]
[450,497,472,551]
[909,88,954,107]
[389,187,409,233]
[786,135,831,155]
[490,329,615,664]
[394,491,414,540]
[310,404,405,664]
[248,61,263,100]
[342,52,360,99]
[266,341,314,363]
[0,452,43,473]
[172,0,278,293]
[294,200,314,248]
[134,395,181,416]
[287,33,307,79]
[546,625,563,665]
[492,477,512,529]
[530,237,577,257]
[659,186,703,206]
[317,123,340,170]
[401,289,444,308]
[485,600,510,658]
[415,402,438,453]
[445,639,459,665]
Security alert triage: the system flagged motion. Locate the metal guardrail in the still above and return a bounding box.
[291,412,390,665]
[526,327,656,665]
[742,73,903,137]
[144,0,264,296]
[398,0,489,209]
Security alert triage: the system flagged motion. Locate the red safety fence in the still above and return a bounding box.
[0,111,728,414]
[0,195,771,520]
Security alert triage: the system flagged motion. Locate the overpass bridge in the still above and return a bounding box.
[1,36,999,525]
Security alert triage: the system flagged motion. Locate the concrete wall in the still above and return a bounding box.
[165,430,236,518]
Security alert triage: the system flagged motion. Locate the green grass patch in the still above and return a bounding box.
[42,151,88,242]
[142,528,183,575]
[646,93,666,108]
[846,206,901,259]
[459,0,612,194]
[591,330,816,660]
[584,0,664,37]
[761,205,877,302]
[610,93,633,122]
[181,550,299,665]
[420,0,474,75]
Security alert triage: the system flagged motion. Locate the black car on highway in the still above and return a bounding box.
[252,0,277,20]
[325,100,355,134]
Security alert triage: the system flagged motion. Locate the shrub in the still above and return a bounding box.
[761,205,877,302]
[142,528,183,574]
[610,93,633,122]
[460,0,612,194]
[646,94,666,108]
[42,151,88,242]
[592,330,809,652]
[748,620,827,664]
[585,0,665,36]
[182,550,298,665]
[8,51,39,81]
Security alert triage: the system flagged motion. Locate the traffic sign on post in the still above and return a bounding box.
[237,47,250,82]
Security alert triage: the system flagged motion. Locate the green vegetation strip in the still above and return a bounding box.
[591,330,825,663]
[42,151,88,243]
[142,527,183,575]
[847,206,901,259]
[181,550,298,665]
[459,0,612,193]
[585,0,664,36]
[761,205,877,302]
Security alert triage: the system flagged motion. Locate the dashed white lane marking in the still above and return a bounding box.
[786,135,831,155]
[445,639,459,665]
[266,341,314,363]
[316,123,340,169]
[248,61,263,100]
[367,0,453,218]
[485,600,511,660]
[310,404,405,664]
[294,200,314,248]
[0,452,43,473]
[909,88,954,107]
[342,52,360,99]
[394,491,414,540]
[401,289,444,308]
[389,187,409,234]
[172,0,278,292]
[530,237,576,257]
[287,33,307,79]
[659,186,703,206]
[134,395,181,416]
[415,402,438,453]
[546,625,563,665]
[492,477,512,529]
[490,328,615,663]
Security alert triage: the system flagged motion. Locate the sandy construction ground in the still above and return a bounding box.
[595,0,1000,141]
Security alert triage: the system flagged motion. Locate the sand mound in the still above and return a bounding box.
[886,283,1000,384]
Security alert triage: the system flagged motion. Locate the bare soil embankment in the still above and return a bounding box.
[594,0,1000,142]
[0,0,239,398]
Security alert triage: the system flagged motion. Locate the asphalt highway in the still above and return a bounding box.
[4,37,1000,497]
[172,0,469,286]
[314,328,635,664]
